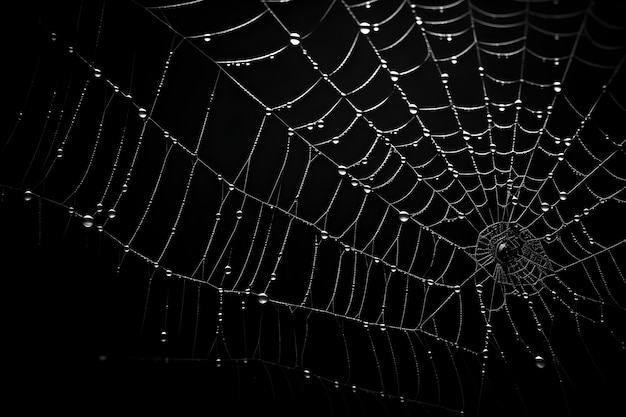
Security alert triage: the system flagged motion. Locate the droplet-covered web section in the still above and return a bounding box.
[2,0,626,416]
[474,222,554,311]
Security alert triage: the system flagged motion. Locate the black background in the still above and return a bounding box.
[3,1,626,416]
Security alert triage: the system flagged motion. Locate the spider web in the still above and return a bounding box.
[2,0,626,415]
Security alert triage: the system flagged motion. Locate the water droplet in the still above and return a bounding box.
[289,32,301,46]
[535,355,546,368]
[350,179,359,187]
[320,230,329,240]
[427,278,434,286]
[225,265,232,275]
[363,184,372,193]
[408,103,418,115]
[454,285,461,293]
[50,32,57,41]
[23,190,33,201]
[106,208,116,219]
[236,210,243,220]
[56,148,63,158]
[270,272,277,281]
[553,81,562,93]
[559,191,567,201]
[304,369,311,379]
[257,292,269,305]
[390,70,399,82]
[160,330,168,344]
[441,73,449,84]
[203,34,211,42]
[96,203,103,213]
[138,107,147,119]
[541,202,550,212]
[94,68,101,78]
[165,269,173,278]
[399,210,410,222]
[359,22,371,35]
[82,214,94,228]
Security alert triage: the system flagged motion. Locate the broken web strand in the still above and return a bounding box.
[120,45,180,259]
[33,75,75,185]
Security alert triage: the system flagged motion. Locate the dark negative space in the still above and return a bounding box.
[3,1,626,416]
